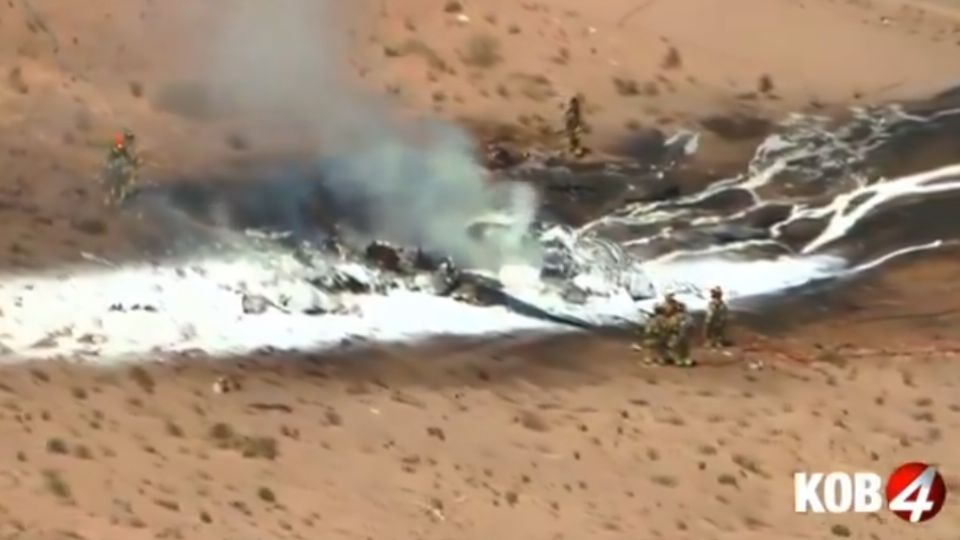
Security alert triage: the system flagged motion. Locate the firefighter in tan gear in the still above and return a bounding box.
[102,129,141,205]
[641,304,670,365]
[704,286,730,348]
[562,94,587,158]
[655,293,694,367]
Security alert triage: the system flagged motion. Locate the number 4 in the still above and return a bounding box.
[889,466,936,523]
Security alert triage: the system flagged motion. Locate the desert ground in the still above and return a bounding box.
[2,0,960,538]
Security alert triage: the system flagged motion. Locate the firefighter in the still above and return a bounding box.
[666,302,695,367]
[641,305,670,365]
[704,286,730,348]
[102,129,141,205]
[562,94,587,157]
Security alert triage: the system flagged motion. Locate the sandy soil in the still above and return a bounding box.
[2,0,960,538]
[1,311,959,540]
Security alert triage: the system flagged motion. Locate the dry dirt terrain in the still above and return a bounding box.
[1,0,960,539]
[1,312,959,540]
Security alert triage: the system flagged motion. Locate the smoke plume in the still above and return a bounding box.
[199,0,540,269]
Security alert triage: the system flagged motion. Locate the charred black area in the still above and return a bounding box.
[502,159,680,225]
[821,189,960,265]
[776,217,829,251]
[698,114,774,141]
[131,152,687,249]
[866,113,960,181]
[904,83,960,116]
[612,127,670,164]
[134,158,368,242]
[734,276,869,334]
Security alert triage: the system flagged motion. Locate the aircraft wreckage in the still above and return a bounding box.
[231,212,657,333]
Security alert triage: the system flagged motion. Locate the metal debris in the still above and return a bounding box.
[81,251,117,268]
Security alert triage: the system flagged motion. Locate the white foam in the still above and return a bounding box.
[0,259,554,362]
[638,253,846,309]
[799,163,960,253]
[0,246,843,362]
[0,230,948,363]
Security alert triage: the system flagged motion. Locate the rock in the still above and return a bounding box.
[241,294,270,315]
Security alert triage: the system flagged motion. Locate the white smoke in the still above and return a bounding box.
[196,0,539,269]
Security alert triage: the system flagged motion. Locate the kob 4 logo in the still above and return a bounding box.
[794,462,947,523]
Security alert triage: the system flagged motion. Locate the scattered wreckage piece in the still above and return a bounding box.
[276,287,341,315]
[331,263,378,293]
[229,207,658,330]
[434,259,462,297]
[456,269,599,329]
[539,228,581,279]
[109,303,159,313]
[411,248,450,273]
[242,285,349,316]
[483,142,524,170]
[241,294,271,315]
[364,241,405,273]
[449,271,512,307]
[302,261,379,294]
[560,283,589,305]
